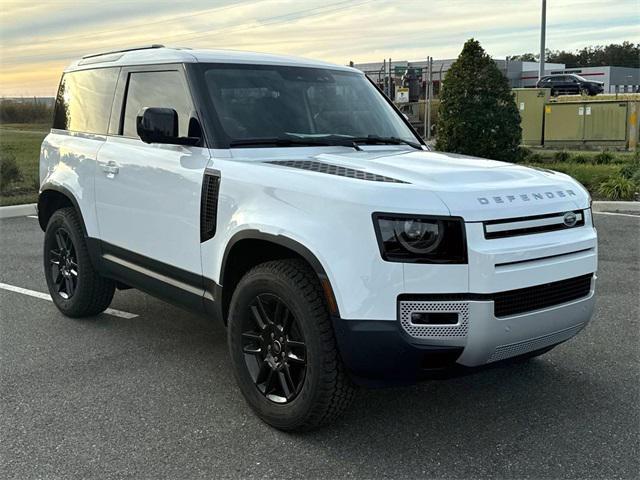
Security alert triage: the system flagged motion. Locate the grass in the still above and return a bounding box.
[525,162,622,196]
[0,123,48,206]
[521,147,639,200]
[526,148,636,163]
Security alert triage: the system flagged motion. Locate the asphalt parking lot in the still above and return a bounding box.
[1,213,639,479]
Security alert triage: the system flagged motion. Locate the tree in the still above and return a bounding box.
[509,42,640,68]
[506,53,537,62]
[436,39,521,162]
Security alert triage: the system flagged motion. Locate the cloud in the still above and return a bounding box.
[1,0,638,96]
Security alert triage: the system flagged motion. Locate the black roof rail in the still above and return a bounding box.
[82,44,165,59]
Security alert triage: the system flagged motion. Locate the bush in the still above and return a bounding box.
[436,39,521,162]
[0,153,23,192]
[528,152,544,163]
[553,150,571,162]
[0,100,53,124]
[516,146,533,162]
[593,151,615,165]
[572,154,591,164]
[620,159,640,180]
[597,175,637,200]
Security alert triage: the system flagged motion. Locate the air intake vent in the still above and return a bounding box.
[200,170,220,242]
[493,274,592,317]
[267,160,408,184]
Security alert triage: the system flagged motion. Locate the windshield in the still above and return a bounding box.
[196,64,419,147]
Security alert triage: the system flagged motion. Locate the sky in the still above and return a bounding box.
[1,0,638,96]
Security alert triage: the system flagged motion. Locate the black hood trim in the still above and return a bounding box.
[266,160,410,184]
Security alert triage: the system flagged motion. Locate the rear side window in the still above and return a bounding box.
[53,68,119,134]
[122,71,192,138]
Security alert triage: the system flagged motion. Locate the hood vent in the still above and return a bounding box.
[266,160,409,184]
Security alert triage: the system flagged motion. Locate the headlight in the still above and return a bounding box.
[373,213,467,264]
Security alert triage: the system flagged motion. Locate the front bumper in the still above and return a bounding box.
[334,276,595,385]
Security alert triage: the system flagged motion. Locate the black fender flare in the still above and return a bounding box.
[220,230,339,315]
[37,184,88,237]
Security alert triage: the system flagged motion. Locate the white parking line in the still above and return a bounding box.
[593,211,640,218]
[0,283,138,319]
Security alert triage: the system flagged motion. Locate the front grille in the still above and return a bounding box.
[484,210,585,239]
[494,274,592,317]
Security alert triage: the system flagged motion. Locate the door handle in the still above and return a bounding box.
[103,161,119,178]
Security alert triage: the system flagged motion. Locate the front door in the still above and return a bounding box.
[94,66,210,278]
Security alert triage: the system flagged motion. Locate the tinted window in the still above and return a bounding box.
[200,65,417,144]
[53,68,119,134]
[122,71,192,138]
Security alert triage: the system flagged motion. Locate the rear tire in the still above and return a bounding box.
[227,259,356,431]
[43,207,115,317]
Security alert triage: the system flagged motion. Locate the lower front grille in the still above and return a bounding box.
[487,323,585,363]
[494,274,592,317]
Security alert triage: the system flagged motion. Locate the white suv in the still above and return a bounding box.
[38,45,597,431]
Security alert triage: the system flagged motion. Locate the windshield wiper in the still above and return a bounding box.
[229,137,359,149]
[350,135,423,150]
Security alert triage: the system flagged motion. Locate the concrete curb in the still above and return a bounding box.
[0,203,36,219]
[592,201,640,213]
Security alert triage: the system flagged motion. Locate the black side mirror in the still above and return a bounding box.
[136,107,200,146]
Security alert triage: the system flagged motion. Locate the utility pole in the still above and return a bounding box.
[382,58,389,96]
[426,57,433,141]
[423,58,429,139]
[538,0,546,80]
[388,58,392,98]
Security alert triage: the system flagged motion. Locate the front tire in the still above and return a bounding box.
[227,259,356,431]
[43,207,115,317]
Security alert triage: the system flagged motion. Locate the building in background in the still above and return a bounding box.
[353,59,639,96]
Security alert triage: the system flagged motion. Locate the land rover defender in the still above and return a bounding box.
[39,46,597,430]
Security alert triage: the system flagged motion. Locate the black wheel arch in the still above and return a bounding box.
[219,230,339,322]
[38,185,88,237]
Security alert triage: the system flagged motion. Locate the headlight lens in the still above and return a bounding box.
[395,219,443,254]
[373,214,467,263]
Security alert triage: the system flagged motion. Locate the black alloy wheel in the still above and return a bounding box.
[227,259,356,431]
[43,207,115,317]
[48,227,79,299]
[241,293,307,403]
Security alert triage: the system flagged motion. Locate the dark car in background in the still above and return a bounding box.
[537,74,604,96]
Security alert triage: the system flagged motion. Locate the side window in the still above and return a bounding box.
[53,68,119,134]
[122,70,192,138]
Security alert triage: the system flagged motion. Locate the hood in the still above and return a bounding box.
[321,149,588,221]
[233,147,590,222]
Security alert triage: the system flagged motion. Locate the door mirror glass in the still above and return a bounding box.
[136,107,200,146]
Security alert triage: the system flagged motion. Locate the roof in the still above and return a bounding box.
[65,45,356,73]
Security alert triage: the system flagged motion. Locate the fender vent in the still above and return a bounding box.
[267,160,409,184]
[200,170,220,242]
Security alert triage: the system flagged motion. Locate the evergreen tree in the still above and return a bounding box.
[436,39,521,162]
